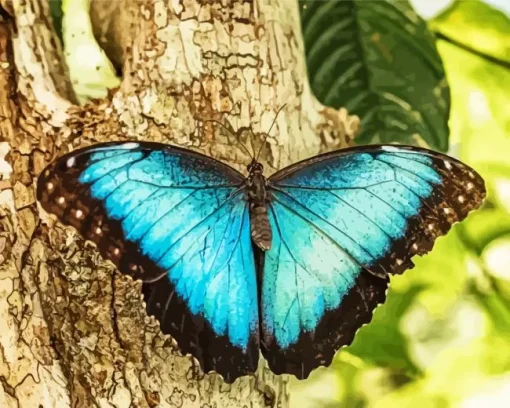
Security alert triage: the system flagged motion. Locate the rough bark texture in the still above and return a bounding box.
[0,0,360,406]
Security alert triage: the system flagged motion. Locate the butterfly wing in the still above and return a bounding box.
[262,144,485,378]
[37,141,259,383]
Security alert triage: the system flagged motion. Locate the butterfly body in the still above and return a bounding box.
[246,161,272,251]
[37,141,485,383]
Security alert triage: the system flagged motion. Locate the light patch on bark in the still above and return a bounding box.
[10,0,75,124]
[0,0,361,407]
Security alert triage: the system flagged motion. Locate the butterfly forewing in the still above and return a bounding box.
[262,145,485,378]
[37,141,260,383]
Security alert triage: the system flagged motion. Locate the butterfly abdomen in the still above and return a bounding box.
[250,205,272,251]
[246,164,272,251]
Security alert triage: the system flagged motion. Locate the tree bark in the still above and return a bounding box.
[0,0,360,407]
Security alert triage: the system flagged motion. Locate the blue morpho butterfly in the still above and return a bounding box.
[36,125,485,383]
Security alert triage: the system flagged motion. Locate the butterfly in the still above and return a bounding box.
[36,140,485,383]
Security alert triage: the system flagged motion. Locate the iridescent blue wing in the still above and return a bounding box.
[262,145,485,378]
[37,142,259,383]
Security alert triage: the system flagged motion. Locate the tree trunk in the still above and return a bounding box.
[0,0,359,406]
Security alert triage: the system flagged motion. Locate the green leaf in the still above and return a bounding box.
[301,0,450,150]
[49,0,63,44]
[431,0,510,63]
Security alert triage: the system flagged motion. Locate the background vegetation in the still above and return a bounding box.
[55,0,510,406]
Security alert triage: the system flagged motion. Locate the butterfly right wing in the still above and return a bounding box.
[37,142,259,383]
[262,145,485,378]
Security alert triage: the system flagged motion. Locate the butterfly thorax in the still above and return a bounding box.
[247,161,272,251]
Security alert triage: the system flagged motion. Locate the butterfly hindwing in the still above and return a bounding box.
[260,202,388,377]
[37,142,259,382]
[261,145,485,378]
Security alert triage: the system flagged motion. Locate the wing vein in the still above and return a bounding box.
[374,157,440,216]
[205,202,237,276]
[375,157,436,188]
[88,155,147,185]
[327,190,394,240]
[363,188,408,221]
[135,189,202,245]
[269,203,332,300]
[160,191,243,268]
[164,199,245,295]
[118,187,163,228]
[269,180,395,191]
[271,190,375,262]
[206,203,249,287]
[86,150,139,164]
[270,194,371,289]
[88,150,243,190]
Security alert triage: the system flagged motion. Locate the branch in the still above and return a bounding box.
[434,30,510,70]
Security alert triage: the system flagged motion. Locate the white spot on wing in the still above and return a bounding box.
[428,223,434,231]
[113,248,120,256]
[66,157,76,168]
[381,145,401,153]
[467,182,474,191]
[458,195,465,203]
[95,227,102,235]
[75,209,83,219]
[121,142,140,150]
[444,208,451,214]
[444,160,452,170]
[57,196,65,205]
[396,258,403,266]
[47,182,54,191]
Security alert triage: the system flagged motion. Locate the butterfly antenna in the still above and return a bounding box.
[255,104,287,162]
[203,119,253,159]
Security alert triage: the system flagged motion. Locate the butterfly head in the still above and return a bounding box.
[247,160,264,175]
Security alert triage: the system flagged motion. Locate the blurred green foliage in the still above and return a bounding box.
[58,0,510,406]
[293,1,510,406]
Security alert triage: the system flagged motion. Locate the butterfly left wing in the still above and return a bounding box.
[37,142,259,383]
[262,144,485,378]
